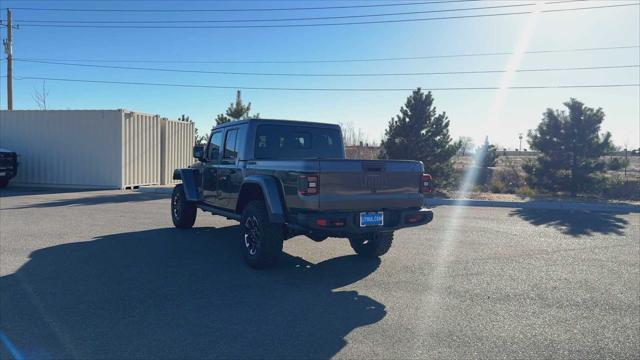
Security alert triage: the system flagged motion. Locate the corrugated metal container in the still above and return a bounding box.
[122,111,161,187]
[0,109,193,189]
[161,118,195,185]
[0,110,123,188]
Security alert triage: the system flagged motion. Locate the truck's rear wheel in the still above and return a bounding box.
[349,232,393,258]
[171,184,197,229]
[241,201,284,268]
[0,178,9,189]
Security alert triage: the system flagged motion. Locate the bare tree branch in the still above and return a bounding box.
[32,81,49,110]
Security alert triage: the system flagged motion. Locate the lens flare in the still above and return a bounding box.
[414,3,544,354]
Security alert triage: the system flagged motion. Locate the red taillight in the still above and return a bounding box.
[420,174,433,194]
[299,174,319,196]
[315,218,345,228]
[405,213,425,223]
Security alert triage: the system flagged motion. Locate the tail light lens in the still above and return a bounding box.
[298,174,319,196]
[315,218,345,227]
[420,174,433,194]
[405,213,426,223]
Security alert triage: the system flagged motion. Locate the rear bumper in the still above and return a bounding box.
[291,207,433,237]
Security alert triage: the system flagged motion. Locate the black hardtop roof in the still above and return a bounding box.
[211,118,340,130]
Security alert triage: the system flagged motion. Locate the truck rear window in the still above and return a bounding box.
[254,124,344,159]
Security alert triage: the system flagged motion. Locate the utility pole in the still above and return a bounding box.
[3,9,15,110]
[624,147,628,179]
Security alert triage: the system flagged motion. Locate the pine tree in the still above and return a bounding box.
[194,127,209,145]
[476,136,498,168]
[215,114,231,125]
[380,88,460,184]
[524,98,613,196]
[215,90,260,125]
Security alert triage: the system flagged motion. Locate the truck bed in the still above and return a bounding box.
[245,159,424,212]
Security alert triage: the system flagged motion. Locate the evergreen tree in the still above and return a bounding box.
[215,114,231,125]
[215,90,260,125]
[524,98,613,196]
[475,136,499,168]
[194,127,209,145]
[380,88,460,184]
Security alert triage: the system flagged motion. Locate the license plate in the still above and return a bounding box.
[360,212,384,227]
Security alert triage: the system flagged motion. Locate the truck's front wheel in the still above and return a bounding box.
[241,201,284,268]
[349,232,394,258]
[171,184,197,229]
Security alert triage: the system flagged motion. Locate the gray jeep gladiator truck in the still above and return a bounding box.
[172,119,433,268]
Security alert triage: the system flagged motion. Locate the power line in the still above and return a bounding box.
[12,45,639,64]
[11,75,640,92]
[8,3,637,28]
[6,1,572,24]
[1,0,452,1]
[15,59,639,77]
[3,0,375,1]
[0,0,480,13]
[5,2,533,24]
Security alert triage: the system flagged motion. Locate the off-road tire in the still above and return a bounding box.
[349,232,394,258]
[240,200,284,268]
[171,184,197,229]
[0,178,9,189]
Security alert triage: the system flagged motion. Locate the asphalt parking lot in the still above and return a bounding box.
[1,188,638,359]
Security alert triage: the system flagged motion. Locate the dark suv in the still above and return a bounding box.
[0,148,18,188]
[172,119,433,268]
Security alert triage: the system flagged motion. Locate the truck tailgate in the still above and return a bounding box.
[318,159,424,211]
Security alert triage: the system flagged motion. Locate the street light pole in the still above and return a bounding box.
[518,133,523,152]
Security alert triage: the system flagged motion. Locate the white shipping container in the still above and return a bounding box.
[0,109,194,189]
[161,118,195,185]
[122,111,161,188]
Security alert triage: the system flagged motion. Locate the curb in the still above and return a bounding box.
[133,186,640,213]
[134,186,174,194]
[425,198,640,213]
[133,186,639,213]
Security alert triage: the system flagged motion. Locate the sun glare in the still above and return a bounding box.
[415,3,546,354]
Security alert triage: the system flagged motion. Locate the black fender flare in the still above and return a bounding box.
[239,175,286,224]
[173,168,202,202]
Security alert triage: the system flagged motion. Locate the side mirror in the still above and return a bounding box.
[193,145,205,161]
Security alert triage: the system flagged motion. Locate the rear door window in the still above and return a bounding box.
[223,129,238,163]
[254,124,343,159]
[208,132,223,163]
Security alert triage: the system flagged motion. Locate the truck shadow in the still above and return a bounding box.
[0,190,169,210]
[0,226,385,359]
[510,208,630,237]
[0,186,86,198]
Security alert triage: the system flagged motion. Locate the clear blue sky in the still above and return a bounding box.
[1,0,638,149]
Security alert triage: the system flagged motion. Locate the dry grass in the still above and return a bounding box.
[346,146,640,180]
[455,154,640,181]
[345,146,380,160]
[345,145,639,200]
